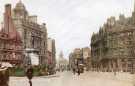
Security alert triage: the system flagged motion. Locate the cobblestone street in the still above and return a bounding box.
[9,71,135,86]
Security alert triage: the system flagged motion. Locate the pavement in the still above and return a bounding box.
[9,71,135,86]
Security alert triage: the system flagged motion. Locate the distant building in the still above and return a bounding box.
[47,38,56,73]
[69,47,91,71]
[82,47,91,70]
[69,48,83,71]
[57,52,68,71]
[91,1,135,72]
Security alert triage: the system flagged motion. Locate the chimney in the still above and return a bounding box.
[5,4,11,17]
[4,4,13,34]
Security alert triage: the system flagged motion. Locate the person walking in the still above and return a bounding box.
[73,68,76,75]
[77,68,80,76]
[26,66,33,86]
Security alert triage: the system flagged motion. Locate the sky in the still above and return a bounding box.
[0,0,134,59]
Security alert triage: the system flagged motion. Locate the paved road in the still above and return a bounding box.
[9,71,134,86]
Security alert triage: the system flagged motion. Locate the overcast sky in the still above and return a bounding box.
[0,0,134,59]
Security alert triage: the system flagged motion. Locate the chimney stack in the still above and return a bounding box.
[4,4,12,34]
[5,4,11,17]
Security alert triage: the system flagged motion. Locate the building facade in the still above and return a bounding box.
[82,47,91,70]
[47,38,56,73]
[69,47,91,71]
[0,4,23,65]
[9,1,48,65]
[91,2,135,73]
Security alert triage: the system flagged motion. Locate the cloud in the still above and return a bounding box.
[0,0,134,58]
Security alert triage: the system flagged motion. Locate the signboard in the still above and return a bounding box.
[29,53,39,65]
[25,48,39,66]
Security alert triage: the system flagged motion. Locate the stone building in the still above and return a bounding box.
[69,48,83,71]
[47,38,56,73]
[6,1,48,65]
[82,47,91,70]
[0,4,23,65]
[69,48,91,71]
[91,1,135,73]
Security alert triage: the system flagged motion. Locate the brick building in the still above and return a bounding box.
[0,4,23,65]
[0,1,48,66]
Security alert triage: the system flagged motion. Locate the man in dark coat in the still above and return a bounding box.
[26,66,33,86]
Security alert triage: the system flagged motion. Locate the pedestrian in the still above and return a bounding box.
[73,68,75,75]
[26,66,33,86]
[77,68,80,76]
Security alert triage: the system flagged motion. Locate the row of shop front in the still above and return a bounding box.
[91,58,135,74]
